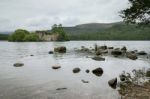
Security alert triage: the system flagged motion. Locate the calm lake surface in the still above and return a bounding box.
[0,41,150,99]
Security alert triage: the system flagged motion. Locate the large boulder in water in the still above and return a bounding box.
[13,63,24,67]
[73,68,81,73]
[92,67,103,76]
[126,52,138,60]
[54,46,66,53]
[108,78,117,89]
[92,56,105,61]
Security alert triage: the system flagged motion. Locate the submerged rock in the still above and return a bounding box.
[56,88,67,90]
[48,51,54,54]
[54,46,66,53]
[108,78,117,89]
[92,67,103,76]
[126,52,138,60]
[137,51,147,55]
[30,54,34,56]
[13,63,24,67]
[81,79,89,83]
[85,69,90,73]
[52,65,61,69]
[92,56,105,61]
[73,68,81,73]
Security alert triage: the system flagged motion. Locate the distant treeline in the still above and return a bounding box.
[66,23,150,40]
[68,32,150,40]
[0,34,9,40]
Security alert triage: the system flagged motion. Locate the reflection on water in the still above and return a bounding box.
[0,41,150,99]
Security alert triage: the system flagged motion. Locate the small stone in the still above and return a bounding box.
[137,51,147,55]
[108,78,117,89]
[92,67,103,76]
[56,88,67,90]
[48,51,54,54]
[92,56,105,61]
[13,63,24,67]
[81,79,89,83]
[52,65,61,69]
[85,69,90,73]
[73,68,80,73]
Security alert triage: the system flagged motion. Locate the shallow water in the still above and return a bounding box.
[0,41,150,99]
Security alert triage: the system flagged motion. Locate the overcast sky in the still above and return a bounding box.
[0,0,129,31]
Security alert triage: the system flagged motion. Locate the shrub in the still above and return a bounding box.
[8,29,30,42]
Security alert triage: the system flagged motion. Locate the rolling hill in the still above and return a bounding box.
[64,22,150,40]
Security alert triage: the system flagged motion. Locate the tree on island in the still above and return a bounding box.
[121,0,150,26]
[51,24,69,41]
[23,33,39,41]
[8,29,39,42]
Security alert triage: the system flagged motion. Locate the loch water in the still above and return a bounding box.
[0,41,150,99]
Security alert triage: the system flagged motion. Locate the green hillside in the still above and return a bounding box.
[64,22,150,40]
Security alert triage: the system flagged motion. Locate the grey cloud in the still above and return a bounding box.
[0,0,129,31]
